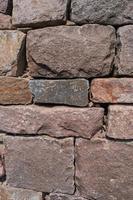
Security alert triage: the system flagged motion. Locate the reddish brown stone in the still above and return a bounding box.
[0,14,12,30]
[27,25,116,78]
[0,106,104,138]
[0,77,32,105]
[75,138,133,200]
[5,136,74,193]
[107,105,133,139]
[0,30,26,76]
[91,78,133,103]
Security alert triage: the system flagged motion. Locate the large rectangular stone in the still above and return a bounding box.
[91,78,133,103]
[12,0,68,27]
[0,30,26,76]
[75,138,133,200]
[0,77,32,105]
[70,0,133,26]
[27,24,116,78]
[0,106,104,139]
[29,79,89,106]
[115,25,133,76]
[107,105,133,139]
[0,186,42,200]
[5,136,74,193]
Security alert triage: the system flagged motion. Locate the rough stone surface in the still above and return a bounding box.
[29,79,89,106]
[70,0,133,26]
[75,138,133,200]
[0,144,5,179]
[45,193,88,200]
[115,25,133,76]
[91,78,133,103]
[27,25,116,78]
[0,186,42,200]
[12,0,68,27]
[107,105,133,139]
[0,14,12,29]
[0,0,12,15]
[0,77,32,105]
[0,30,26,76]
[0,105,104,139]
[5,136,74,193]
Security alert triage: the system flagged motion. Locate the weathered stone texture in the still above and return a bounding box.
[5,136,74,193]
[107,105,133,139]
[0,30,26,76]
[75,138,133,200]
[91,78,133,103]
[115,25,133,76]
[0,0,12,15]
[0,186,42,200]
[0,106,104,138]
[12,0,68,27]
[70,0,133,26]
[27,25,116,78]
[0,144,5,179]
[45,193,88,200]
[29,79,89,106]
[0,14,12,29]
[0,77,32,105]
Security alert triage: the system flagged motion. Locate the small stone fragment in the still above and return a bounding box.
[29,79,89,106]
[45,193,88,200]
[115,25,133,76]
[0,105,104,139]
[0,14,12,29]
[0,186,42,200]
[0,0,12,15]
[27,24,116,78]
[0,77,32,105]
[5,136,74,194]
[0,30,26,76]
[12,0,68,27]
[107,105,133,139]
[75,138,133,200]
[70,0,133,26]
[91,78,133,103]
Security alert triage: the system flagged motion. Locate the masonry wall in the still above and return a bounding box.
[0,1,133,200]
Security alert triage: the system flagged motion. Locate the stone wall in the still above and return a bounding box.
[0,1,133,200]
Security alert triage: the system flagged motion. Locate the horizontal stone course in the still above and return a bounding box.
[12,0,68,27]
[91,78,133,103]
[29,79,89,107]
[0,77,32,105]
[0,186,42,200]
[115,25,133,76]
[70,0,133,26]
[5,136,74,193]
[27,24,116,78]
[0,30,26,76]
[0,105,104,138]
[107,105,133,139]
[75,138,133,200]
